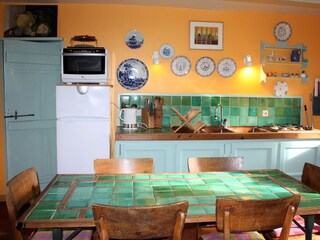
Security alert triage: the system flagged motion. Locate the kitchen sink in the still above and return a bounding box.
[172,126,279,134]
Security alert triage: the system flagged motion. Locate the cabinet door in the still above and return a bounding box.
[176,141,225,172]
[279,141,320,179]
[231,140,279,170]
[115,141,176,173]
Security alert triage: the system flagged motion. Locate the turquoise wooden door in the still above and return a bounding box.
[1,38,63,189]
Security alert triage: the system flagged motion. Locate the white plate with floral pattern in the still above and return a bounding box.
[171,56,191,76]
[196,57,215,77]
[274,81,288,97]
[217,57,237,78]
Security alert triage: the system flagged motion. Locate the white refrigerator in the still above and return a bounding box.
[56,85,110,174]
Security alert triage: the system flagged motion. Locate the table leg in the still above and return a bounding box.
[52,228,84,240]
[303,215,315,240]
[52,228,63,240]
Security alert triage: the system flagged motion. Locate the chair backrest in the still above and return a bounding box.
[92,201,188,240]
[301,162,320,193]
[94,158,154,174]
[216,194,301,240]
[6,167,40,240]
[188,157,243,172]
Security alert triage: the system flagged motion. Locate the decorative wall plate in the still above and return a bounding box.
[171,56,191,76]
[117,58,149,90]
[274,80,288,97]
[160,44,175,59]
[217,57,237,78]
[125,30,144,49]
[196,57,215,77]
[274,22,292,42]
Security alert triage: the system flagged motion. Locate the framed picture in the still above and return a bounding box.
[4,5,58,37]
[190,21,223,50]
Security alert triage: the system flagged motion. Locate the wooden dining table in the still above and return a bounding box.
[18,169,320,240]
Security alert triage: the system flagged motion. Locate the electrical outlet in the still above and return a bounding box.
[262,110,269,117]
[136,109,142,116]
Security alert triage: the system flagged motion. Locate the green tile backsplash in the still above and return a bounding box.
[119,94,302,127]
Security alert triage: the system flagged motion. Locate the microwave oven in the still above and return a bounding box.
[61,47,107,84]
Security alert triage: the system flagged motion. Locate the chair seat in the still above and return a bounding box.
[263,215,320,240]
[201,231,265,240]
[30,229,93,240]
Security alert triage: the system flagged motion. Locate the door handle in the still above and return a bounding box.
[4,110,35,120]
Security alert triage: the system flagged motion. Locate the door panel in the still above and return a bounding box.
[2,39,62,189]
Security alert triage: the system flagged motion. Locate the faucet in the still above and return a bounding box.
[214,103,227,127]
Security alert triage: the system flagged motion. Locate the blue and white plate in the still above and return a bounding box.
[125,30,144,49]
[196,57,215,77]
[217,57,237,78]
[171,56,191,76]
[117,58,149,90]
[160,44,175,59]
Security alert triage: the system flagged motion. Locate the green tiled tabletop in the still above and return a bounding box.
[19,170,320,229]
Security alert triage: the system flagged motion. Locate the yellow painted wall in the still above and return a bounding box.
[0,3,320,192]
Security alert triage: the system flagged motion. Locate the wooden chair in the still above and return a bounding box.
[94,158,154,174]
[92,201,188,240]
[301,162,320,193]
[188,157,243,172]
[6,167,93,240]
[301,162,320,225]
[201,194,301,240]
[264,163,320,239]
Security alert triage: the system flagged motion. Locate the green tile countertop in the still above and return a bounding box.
[115,127,320,141]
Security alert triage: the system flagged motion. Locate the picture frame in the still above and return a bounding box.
[190,21,223,50]
[4,5,58,37]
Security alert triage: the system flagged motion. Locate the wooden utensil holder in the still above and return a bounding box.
[154,108,162,128]
[141,108,154,128]
[141,108,163,128]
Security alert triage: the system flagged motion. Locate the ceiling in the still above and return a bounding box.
[2,0,320,15]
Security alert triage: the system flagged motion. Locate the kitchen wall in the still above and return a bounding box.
[0,3,320,192]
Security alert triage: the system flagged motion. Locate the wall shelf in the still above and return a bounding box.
[260,41,309,83]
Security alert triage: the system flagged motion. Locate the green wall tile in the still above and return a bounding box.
[201,106,211,116]
[221,97,229,106]
[239,107,248,116]
[162,96,171,106]
[192,96,201,106]
[275,107,284,117]
[293,98,301,108]
[284,107,293,116]
[130,95,140,107]
[172,96,181,105]
[275,98,284,107]
[211,97,220,106]
[182,96,191,106]
[230,107,239,116]
[284,98,293,107]
[202,97,211,106]
[249,98,257,107]
[230,97,239,106]
[120,95,130,108]
[267,98,275,107]
[249,107,257,116]
[258,98,267,107]
[239,97,249,107]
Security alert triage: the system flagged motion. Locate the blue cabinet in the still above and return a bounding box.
[115,139,320,178]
